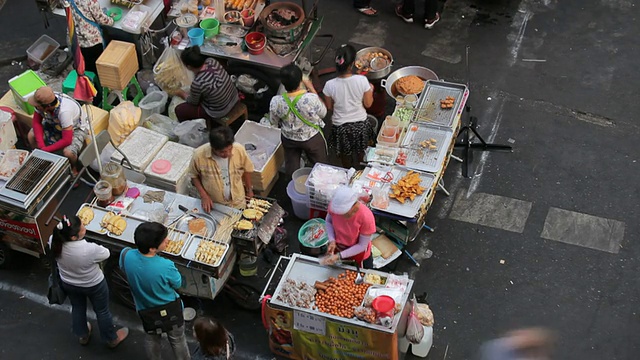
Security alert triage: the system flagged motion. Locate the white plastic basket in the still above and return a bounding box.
[304,163,349,211]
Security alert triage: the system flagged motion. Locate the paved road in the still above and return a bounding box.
[1,0,639,359]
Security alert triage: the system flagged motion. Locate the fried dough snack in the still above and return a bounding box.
[396,75,424,95]
[389,171,426,204]
[100,212,127,236]
[188,218,208,236]
[78,207,95,225]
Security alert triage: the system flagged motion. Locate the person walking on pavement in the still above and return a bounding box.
[192,317,236,359]
[119,222,190,360]
[395,0,443,29]
[50,215,129,348]
[354,0,378,16]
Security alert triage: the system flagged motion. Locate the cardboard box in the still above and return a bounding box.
[96,41,138,91]
[235,121,284,191]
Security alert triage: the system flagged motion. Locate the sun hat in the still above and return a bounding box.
[28,86,56,107]
[328,186,358,215]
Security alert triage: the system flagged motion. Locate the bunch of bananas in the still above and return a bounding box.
[100,212,127,236]
[194,240,227,265]
[77,207,95,225]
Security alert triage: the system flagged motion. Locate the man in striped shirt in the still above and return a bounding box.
[176,46,240,128]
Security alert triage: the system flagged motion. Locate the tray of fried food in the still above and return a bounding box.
[370,169,433,218]
[183,236,229,267]
[163,228,191,256]
[101,211,127,236]
[77,203,108,234]
[234,219,254,231]
[389,171,426,204]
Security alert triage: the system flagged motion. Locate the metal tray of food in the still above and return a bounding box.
[77,203,108,235]
[369,167,435,219]
[106,214,144,244]
[365,146,399,165]
[163,228,192,257]
[415,80,469,128]
[182,235,230,268]
[401,123,454,173]
[176,214,217,238]
[269,254,409,333]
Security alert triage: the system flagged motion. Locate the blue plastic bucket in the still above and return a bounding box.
[188,28,204,46]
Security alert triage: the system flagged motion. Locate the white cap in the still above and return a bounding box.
[329,186,358,215]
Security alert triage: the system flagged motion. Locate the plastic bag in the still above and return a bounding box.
[416,303,434,326]
[168,95,185,121]
[406,295,424,344]
[90,142,116,173]
[143,114,179,142]
[174,119,207,148]
[108,101,141,146]
[138,90,168,121]
[154,46,190,95]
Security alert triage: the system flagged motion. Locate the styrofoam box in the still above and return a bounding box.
[234,121,284,191]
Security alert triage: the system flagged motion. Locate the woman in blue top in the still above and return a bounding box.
[120,222,189,360]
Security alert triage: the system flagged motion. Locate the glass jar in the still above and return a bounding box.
[100,162,127,196]
[94,181,114,208]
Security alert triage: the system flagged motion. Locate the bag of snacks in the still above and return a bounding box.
[405,294,424,344]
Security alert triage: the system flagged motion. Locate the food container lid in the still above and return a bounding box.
[176,13,198,27]
[372,295,395,313]
[151,159,172,174]
[126,187,140,198]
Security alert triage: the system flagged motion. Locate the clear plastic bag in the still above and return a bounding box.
[406,294,424,344]
[138,90,168,122]
[143,114,179,141]
[108,101,141,146]
[168,95,185,121]
[154,46,190,95]
[174,119,207,148]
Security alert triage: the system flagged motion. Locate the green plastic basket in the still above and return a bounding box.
[298,218,328,248]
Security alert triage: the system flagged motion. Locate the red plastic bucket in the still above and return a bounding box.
[245,32,266,55]
[372,295,395,318]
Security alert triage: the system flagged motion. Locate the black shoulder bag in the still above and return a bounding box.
[47,248,67,305]
[121,248,184,334]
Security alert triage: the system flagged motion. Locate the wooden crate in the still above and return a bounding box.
[96,41,138,91]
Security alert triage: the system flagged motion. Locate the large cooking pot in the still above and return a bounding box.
[259,2,306,43]
[381,66,439,98]
[355,47,394,80]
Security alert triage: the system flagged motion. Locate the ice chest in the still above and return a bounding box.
[96,41,139,91]
[235,121,284,191]
[8,70,47,115]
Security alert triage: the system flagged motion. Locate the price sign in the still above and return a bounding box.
[293,310,326,335]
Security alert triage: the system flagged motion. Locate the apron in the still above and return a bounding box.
[335,233,372,265]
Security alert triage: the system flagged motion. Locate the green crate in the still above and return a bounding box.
[8,70,47,115]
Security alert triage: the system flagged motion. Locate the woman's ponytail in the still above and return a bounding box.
[50,215,82,259]
[335,44,356,74]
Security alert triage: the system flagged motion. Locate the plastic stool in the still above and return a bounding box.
[62,70,96,96]
[411,325,433,357]
[102,75,144,111]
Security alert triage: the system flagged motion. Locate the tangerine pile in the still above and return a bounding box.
[315,271,371,318]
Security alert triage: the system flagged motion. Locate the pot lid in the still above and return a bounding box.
[151,159,172,174]
[176,14,198,27]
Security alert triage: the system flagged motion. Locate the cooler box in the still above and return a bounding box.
[96,41,139,91]
[63,70,97,96]
[234,121,284,191]
[8,70,47,115]
[143,141,194,195]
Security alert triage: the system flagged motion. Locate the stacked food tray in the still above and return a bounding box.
[369,168,435,218]
[414,80,469,129]
[400,123,454,173]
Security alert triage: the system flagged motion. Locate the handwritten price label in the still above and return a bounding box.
[293,310,326,336]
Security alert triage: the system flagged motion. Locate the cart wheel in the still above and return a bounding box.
[104,258,136,309]
[225,281,262,311]
[227,65,280,119]
[0,242,14,269]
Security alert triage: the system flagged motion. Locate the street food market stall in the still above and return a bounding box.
[261,253,414,360]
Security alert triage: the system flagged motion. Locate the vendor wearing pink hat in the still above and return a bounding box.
[323,186,376,268]
[27,86,87,176]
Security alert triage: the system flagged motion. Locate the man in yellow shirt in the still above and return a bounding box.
[189,126,254,211]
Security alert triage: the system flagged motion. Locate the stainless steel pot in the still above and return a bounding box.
[356,47,394,80]
[381,66,439,98]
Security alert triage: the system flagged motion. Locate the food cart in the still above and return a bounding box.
[261,253,414,360]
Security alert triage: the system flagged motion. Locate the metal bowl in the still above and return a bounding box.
[381,66,439,98]
[356,47,394,80]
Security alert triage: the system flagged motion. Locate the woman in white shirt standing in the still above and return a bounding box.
[51,215,128,348]
[323,44,375,169]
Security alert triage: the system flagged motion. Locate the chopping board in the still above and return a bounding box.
[372,235,398,259]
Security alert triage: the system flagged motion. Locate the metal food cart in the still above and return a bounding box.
[260,253,414,360]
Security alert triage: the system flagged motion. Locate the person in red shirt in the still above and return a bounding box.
[323,186,376,268]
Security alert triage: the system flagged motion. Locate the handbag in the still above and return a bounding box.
[47,250,67,305]
[121,248,184,334]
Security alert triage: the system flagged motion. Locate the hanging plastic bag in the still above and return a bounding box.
[406,294,425,344]
[168,95,185,121]
[143,114,179,142]
[174,119,207,148]
[138,90,168,122]
[108,101,141,146]
[154,45,190,95]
